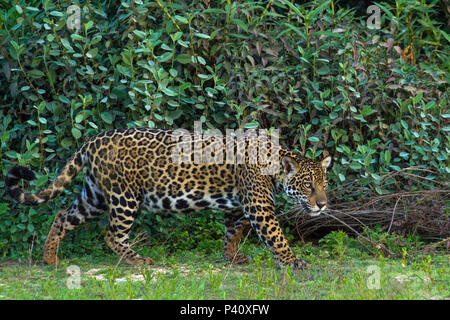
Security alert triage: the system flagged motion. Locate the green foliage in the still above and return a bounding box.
[0,202,45,257]
[362,225,426,255]
[0,0,448,257]
[135,209,224,253]
[319,230,350,260]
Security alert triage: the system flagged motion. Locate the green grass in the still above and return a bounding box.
[0,238,448,300]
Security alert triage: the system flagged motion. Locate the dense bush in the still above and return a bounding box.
[0,0,448,258]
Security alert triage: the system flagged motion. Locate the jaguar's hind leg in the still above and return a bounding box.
[43,208,69,265]
[223,212,250,264]
[43,176,106,265]
[105,199,153,265]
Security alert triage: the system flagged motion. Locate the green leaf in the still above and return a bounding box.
[317,65,330,75]
[176,54,193,64]
[5,151,18,159]
[75,113,84,123]
[85,20,94,30]
[281,0,304,18]
[61,138,73,148]
[25,6,39,12]
[399,152,409,160]
[439,29,450,43]
[100,111,114,124]
[86,66,94,76]
[28,70,45,78]
[169,68,178,77]
[375,186,383,195]
[169,109,183,120]
[58,95,71,104]
[91,35,102,45]
[170,32,183,42]
[174,15,188,24]
[49,10,64,17]
[177,39,189,48]
[86,48,98,59]
[179,82,191,90]
[167,100,179,107]
[243,121,259,129]
[349,162,362,170]
[400,120,409,129]
[60,38,74,52]
[35,175,48,188]
[71,34,85,41]
[312,30,344,38]
[88,122,98,129]
[202,8,226,14]
[194,33,210,39]
[157,52,173,63]
[375,2,395,20]
[384,150,391,163]
[15,5,23,14]
[282,23,306,40]
[360,106,374,117]
[71,128,82,139]
[232,19,248,32]
[160,86,178,97]
[161,43,172,51]
[197,56,206,65]
[310,0,331,19]
[133,30,146,39]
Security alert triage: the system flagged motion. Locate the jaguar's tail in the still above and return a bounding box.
[6,150,84,206]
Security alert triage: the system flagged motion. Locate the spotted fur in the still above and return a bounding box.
[5,128,331,268]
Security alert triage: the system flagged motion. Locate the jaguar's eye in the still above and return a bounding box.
[304,182,312,190]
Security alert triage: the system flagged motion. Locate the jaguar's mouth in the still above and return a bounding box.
[284,200,326,218]
[307,209,323,217]
[299,201,327,217]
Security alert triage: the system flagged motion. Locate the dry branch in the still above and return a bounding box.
[279,168,449,248]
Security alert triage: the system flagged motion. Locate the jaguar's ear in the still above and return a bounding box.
[320,151,332,171]
[281,156,299,177]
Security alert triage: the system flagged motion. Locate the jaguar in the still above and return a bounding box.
[6,127,331,269]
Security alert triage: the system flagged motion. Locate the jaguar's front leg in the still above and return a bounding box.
[245,204,307,269]
[237,166,307,270]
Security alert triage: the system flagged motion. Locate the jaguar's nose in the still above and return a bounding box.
[316,200,327,210]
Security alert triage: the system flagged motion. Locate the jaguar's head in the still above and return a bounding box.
[279,152,331,216]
